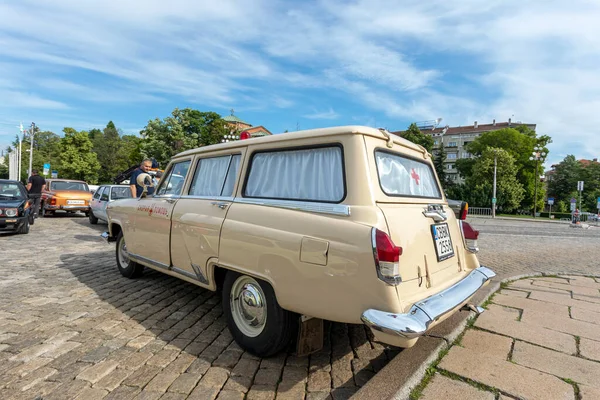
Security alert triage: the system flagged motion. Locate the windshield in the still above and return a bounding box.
[0,183,26,199]
[375,150,441,198]
[50,181,89,192]
[111,186,132,199]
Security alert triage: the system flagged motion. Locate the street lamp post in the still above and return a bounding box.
[492,150,497,218]
[529,146,546,218]
[27,122,36,178]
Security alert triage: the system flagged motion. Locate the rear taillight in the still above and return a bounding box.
[459,220,479,253]
[50,198,57,205]
[459,201,469,220]
[372,228,403,285]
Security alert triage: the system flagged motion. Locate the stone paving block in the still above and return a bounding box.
[132,389,163,400]
[77,360,119,384]
[459,329,513,360]
[127,335,156,350]
[306,391,331,400]
[580,337,600,361]
[500,289,529,298]
[223,375,253,393]
[512,341,600,388]
[146,349,180,368]
[6,356,53,377]
[510,280,572,295]
[168,372,203,394]
[420,373,495,400]
[439,345,574,400]
[580,384,600,400]
[282,365,308,383]
[188,383,220,400]
[187,358,211,375]
[103,384,142,400]
[120,351,154,370]
[213,349,242,369]
[144,371,179,392]
[200,366,229,388]
[160,392,188,400]
[216,389,245,400]
[331,356,353,388]
[308,370,331,392]
[531,279,600,297]
[493,293,570,316]
[94,366,135,391]
[330,386,358,399]
[571,307,600,325]
[231,358,259,377]
[475,305,576,354]
[522,308,600,341]
[44,378,91,400]
[122,365,162,388]
[254,368,281,386]
[528,290,600,313]
[43,340,82,358]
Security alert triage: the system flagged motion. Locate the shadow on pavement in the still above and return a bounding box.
[56,249,399,398]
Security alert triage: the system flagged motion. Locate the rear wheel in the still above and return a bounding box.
[89,211,98,224]
[116,231,144,278]
[222,271,297,357]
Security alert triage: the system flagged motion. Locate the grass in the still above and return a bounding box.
[497,213,556,220]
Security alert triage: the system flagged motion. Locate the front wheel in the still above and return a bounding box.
[116,231,144,278]
[17,221,30,234]
[222,271,297,357]
[89,211,98,224]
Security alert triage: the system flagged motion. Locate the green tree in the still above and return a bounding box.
[59,128,101,183]
[547,155,582,205]
[141,108,230,167]
[92,121,123,183]
[465,125,551,211]
[399,123,434,152]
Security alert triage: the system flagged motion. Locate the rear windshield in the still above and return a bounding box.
[111,186,132,199]
[375,150,441,198]
[50,181,89,191]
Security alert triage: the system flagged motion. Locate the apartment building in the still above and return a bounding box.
[395,119,536,184]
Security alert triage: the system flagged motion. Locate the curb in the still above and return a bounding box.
[470,216,570,224]
[354,271,600,400]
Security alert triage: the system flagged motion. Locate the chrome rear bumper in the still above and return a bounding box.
[361,266,496,339]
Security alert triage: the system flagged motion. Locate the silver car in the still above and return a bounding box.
[89,185,132,224]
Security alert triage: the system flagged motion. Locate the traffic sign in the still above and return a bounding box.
[577,181,584,191]
[51,170,58,178]
[547,197,554,205]
[43,163,50,176]
[492,197,497,204]
[571,202,576,211]
[570,198,577,203]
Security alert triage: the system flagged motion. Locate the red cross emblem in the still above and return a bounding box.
[411,168,420,185]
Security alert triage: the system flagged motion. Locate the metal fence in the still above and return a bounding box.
[468,207,493,218]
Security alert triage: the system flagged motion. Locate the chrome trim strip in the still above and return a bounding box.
[172,267,198,280]
[234,198,350,217]
[129,253,169,270]
[180,195,234,201]
[191,263,209,284]
[361,266,496,339]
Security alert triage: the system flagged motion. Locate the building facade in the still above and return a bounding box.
[395,119,536,184]
[222,111,272,141]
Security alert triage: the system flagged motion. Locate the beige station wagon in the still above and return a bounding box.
[102,126,495,357]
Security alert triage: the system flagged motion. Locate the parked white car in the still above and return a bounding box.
[89,185,132,224]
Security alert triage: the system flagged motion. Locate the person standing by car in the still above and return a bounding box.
[26,169,45,219]
[130,159,155,198]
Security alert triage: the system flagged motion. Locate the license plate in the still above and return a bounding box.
[431,223,455,261]
[67,200,84,205]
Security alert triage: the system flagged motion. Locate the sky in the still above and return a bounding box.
[1,0,600,169]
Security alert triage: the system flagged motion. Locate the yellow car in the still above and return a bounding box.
[41,179,93,217]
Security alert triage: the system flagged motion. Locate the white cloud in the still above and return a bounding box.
[304,107,339,120]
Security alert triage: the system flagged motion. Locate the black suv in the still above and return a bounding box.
[0,179,33,234]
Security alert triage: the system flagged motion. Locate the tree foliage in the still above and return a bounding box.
[399,123,434,153]
[59,128,101,183]
[548,155,600,212]
[140,108,229,167]
[433,145,449,188]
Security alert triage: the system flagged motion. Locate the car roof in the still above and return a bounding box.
[173,125,423,159]
[0,179,23,185]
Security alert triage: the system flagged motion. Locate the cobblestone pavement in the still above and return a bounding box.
[0,215,398,400]
[415,218,600,400]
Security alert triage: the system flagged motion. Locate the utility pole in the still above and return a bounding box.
[529,146,546,218]
[492,151,497,218]
[28,122,36,178]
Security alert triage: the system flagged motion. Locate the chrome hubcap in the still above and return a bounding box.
[230,276,266,337]
[118,237,130,266]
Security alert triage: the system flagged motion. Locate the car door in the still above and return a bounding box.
[170,150,244,285]
[90,186,104,217]
[97,187,110,221]
[128,159,192,269]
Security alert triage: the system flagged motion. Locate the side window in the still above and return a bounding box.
[100,188,109,201]
[111,186,132,200]
[156,161,191,196]
[93,187,103,199]
[189,154,241,197]
[244,146,345,203]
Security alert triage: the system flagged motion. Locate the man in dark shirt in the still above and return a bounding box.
[26,169,46,218]
[130,159,155,197]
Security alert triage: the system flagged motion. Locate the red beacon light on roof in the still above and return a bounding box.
[240,131,251,140]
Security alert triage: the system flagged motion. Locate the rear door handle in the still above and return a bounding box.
[165,198,177,204]
[211,201,229,209]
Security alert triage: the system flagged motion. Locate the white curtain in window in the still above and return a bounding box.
[376,152,440,198]
[245,147,344,202]
[190,156,231,196]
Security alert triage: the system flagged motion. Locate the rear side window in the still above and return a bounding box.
[244,146,345,203]
[189,154,241,197]
[375,150,441,198]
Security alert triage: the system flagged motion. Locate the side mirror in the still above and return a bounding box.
[137,173,155,198]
